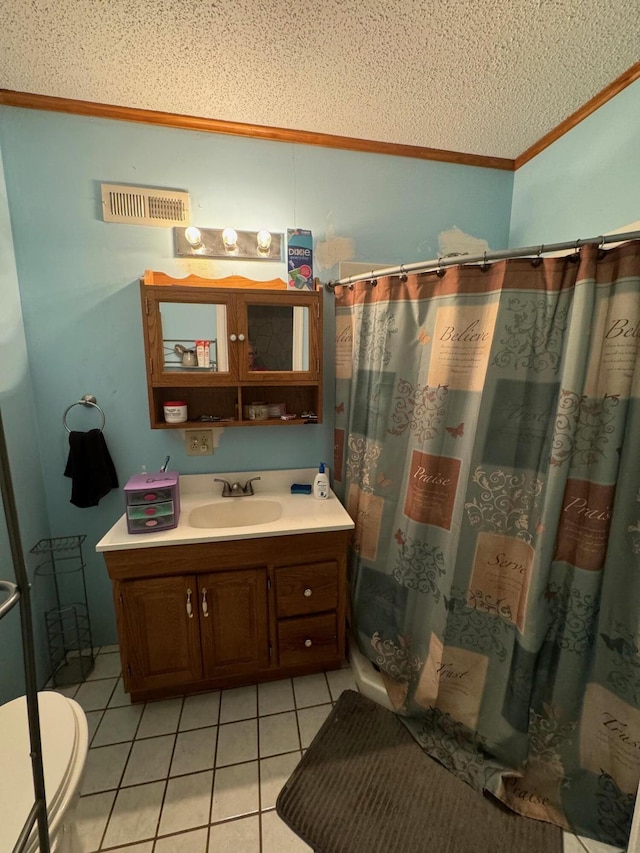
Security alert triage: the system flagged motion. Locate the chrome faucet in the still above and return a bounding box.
[214,476,261,497]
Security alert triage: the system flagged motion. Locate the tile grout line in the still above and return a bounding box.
[111,668,135,798]
[255,684,264,853]
[149,694,183,852]
[94,671,128,852]
[207,685,224,850]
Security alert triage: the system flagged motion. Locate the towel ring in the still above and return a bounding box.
[63,395,106,433]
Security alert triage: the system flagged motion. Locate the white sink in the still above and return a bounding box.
[188,499,282,529]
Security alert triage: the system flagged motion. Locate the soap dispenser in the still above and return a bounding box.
[313,462,330,499]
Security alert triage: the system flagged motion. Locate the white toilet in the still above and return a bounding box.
[0,691,88,853]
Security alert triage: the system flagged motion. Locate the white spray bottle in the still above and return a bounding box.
[313,462,330,499]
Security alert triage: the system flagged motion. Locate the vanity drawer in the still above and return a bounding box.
[278,613,338,667]
[275,562,338,618]
[126,500,179,533]
[126,487,175,505]
[126,500,174,520]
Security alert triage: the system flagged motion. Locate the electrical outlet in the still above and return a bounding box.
[185,430,214,456]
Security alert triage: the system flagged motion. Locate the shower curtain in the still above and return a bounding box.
[333,240,640,846]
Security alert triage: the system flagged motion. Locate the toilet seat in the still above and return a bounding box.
[0,691,88,853]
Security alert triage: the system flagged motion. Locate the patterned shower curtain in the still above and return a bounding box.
[333,240,640,847]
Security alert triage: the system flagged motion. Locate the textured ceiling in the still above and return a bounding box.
[1,0,639,160]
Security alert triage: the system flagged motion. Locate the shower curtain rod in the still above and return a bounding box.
[324,230,640,291]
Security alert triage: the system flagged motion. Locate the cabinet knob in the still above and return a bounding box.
[304,638,313,648]
[202,587,209,618]
[303,588,312,597]
[229,333,237,342]
[238,333,245,341]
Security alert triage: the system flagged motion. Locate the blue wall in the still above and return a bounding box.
[0,146,55,702]
[0,107,513,671]
[510,79,640,247]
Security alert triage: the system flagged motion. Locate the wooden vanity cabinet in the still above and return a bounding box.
[104,530,348,702]
[140,270,323,429]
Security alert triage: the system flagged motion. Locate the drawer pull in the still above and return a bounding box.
[186,588,194,619]
[303,588,313,598]
[304,638,313,648]
[202,587,209,618]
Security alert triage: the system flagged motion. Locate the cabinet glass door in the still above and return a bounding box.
[159,301,230,373]
[245,303,309,374]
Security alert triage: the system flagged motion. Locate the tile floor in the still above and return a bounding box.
[55,645,355,852]
[52,646,624,853]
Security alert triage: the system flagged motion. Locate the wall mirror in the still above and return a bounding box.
[160,302,229,372]
[247,304,309,372]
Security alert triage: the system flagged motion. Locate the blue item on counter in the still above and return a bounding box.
[290,483,312,494]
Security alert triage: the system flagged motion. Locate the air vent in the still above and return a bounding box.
[101,184,191,227]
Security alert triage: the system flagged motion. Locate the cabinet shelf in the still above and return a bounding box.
[149,385,320,427]
[152,418,317,429]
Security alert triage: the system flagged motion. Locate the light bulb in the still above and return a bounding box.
[184,226,202,247]
[222,227,238,250]
[257,229,272,251]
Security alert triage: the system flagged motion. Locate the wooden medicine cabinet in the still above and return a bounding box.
[140,270,323,428]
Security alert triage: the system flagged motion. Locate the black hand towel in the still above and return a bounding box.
[64,429,119,508]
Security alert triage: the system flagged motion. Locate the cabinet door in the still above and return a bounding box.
[236,292,320,381]
[120,575,203,693]
[198,569,270,679]
[145,288,234,380]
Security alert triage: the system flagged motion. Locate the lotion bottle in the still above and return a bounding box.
[313,462,330,499]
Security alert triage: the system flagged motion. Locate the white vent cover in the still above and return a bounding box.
[101,184,191,226]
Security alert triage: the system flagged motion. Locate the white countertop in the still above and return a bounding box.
[96,468,354,552]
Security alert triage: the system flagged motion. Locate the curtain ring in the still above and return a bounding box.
[568,237,581,263]
[597,235,607,259]
[531,244,544,268]
[480,251,489,272]
[369,270,378,287]
[398,265,408,283]
[436,257,446,278]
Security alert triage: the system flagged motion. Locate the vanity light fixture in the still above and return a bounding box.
[174,226,284,261]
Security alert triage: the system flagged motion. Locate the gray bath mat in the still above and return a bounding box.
[276,689,563,853]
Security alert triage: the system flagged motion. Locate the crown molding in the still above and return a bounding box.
[2,62,639,172]
[515,61,640,169]
[0,89,514,171]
